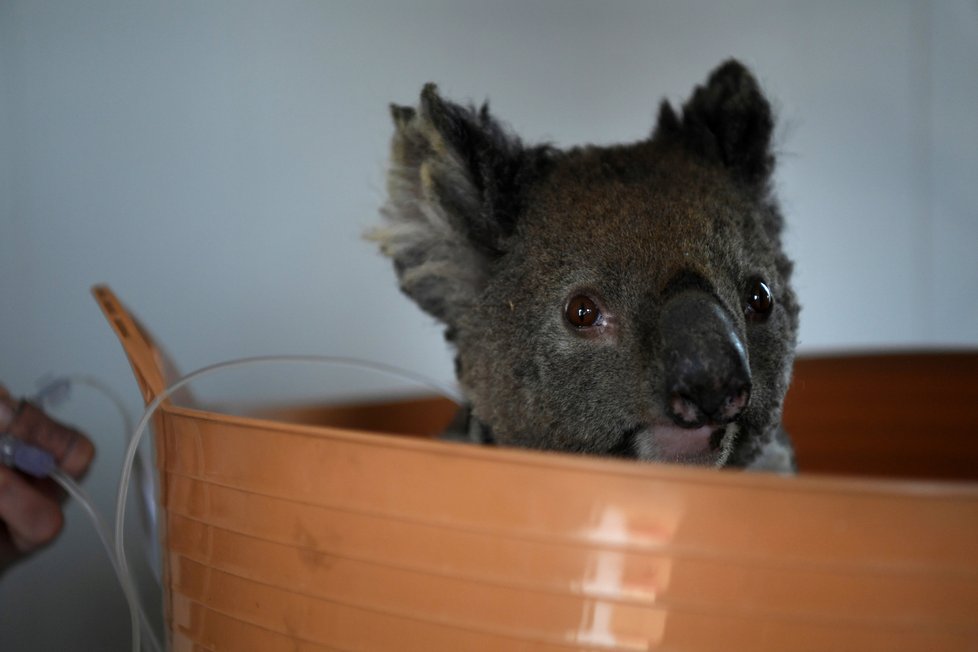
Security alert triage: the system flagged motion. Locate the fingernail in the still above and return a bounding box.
[0,401,13,430]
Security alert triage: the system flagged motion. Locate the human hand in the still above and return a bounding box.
[0,384,95,575]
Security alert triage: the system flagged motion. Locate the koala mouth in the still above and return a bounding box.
[621,422,739,467]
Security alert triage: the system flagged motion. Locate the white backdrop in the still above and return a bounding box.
[1,1,976,649]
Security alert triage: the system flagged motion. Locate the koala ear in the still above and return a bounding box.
[655,59,774,187]
[372,84,547,325]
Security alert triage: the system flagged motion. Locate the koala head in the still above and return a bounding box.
[372,60,799,470]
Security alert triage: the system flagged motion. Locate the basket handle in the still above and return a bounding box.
[91,285,170,406]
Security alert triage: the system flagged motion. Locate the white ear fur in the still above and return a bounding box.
[370,174,487,324]
[370,86,525,326]
[369,116,488,322]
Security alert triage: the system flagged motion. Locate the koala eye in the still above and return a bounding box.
[745,279,774,322]
[566,295,600,328]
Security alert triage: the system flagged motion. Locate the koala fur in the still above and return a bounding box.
[372,60,799,471]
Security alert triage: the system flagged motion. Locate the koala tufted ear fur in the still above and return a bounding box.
[655,59,775,188]
[372,84,549,326]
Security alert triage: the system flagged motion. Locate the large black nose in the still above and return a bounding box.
[659,291,751,428]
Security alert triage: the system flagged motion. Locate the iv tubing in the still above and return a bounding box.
[50,468,161,652]
[36,374,160,581]
[47,375,155,537]
[115,354,461,651]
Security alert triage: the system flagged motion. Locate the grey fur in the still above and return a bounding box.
[371,61,800,471]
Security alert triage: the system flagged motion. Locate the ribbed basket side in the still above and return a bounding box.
[157,405,978,651]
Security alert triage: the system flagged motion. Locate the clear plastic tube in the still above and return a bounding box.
[50,468,161,652]
[114,354,461,652]
[35,374,160,582]
[53,376,154,537]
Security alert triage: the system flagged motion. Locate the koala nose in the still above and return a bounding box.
[660,291,751,428]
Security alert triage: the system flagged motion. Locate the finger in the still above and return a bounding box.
[0,466,64,552]
[26,475,68,505]
[0,522,23,573]
[1,397,95,480]
[0,391,14,429]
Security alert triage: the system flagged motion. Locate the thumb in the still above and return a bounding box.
[0,390,95,480]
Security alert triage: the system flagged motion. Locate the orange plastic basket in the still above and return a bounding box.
[93,286,978,651]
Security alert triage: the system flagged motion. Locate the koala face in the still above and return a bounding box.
[373,60,799,470]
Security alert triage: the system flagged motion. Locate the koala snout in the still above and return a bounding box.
[660,292,752,428]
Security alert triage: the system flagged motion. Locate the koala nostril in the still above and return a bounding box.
[669,393,703,427]
[720,385,751,421]
[667,380,751,428]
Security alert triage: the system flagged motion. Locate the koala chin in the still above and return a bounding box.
[371,60,800,473]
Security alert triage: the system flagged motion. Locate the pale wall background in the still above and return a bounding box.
[1,1,976,649]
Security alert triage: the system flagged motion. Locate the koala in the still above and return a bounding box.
[371,60,799,472]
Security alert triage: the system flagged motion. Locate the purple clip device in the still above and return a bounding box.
[0,433,56,479]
